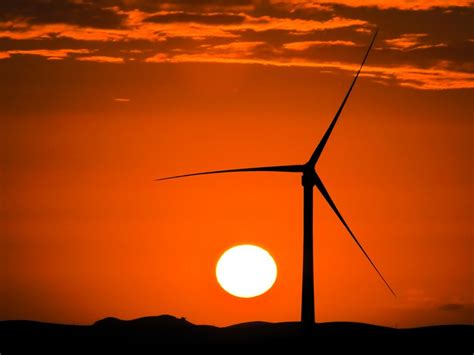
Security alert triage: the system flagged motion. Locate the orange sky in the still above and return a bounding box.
[1,0,473,327]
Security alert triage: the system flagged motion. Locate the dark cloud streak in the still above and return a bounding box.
[329,3,474,43]
[98,0,253,12]
[0,0,126,29]
[145,12,245,25]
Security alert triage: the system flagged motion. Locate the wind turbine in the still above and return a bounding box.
[156,29,395,326]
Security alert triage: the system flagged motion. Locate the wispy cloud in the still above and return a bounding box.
[212,41,266,51]
[0,22,127,41]
[385,33,428,49]
[76,55,124,63]
[145,52,474,90]
[283,40,357,50]
[144,53,169,63]
[241,16,366,33]
[384,33,447,51]
[286,0,472,10]
[0,48,92,60]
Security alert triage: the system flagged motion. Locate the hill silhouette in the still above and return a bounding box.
[1,315,472,351]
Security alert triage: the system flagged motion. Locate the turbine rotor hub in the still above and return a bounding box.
[302,168,317,187]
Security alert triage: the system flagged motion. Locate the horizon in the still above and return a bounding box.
[2,313,474,328]
[1,0,473,329]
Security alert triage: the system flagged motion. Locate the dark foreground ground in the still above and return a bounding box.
[1,315,472,352]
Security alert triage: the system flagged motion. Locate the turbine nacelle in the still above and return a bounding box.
[301,166,318,187]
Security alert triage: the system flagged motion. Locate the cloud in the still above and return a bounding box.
[385,33,428,49]
[0,48,91,60]
[100,0,472,12]
[145,51,474,90]
[384,33,447,51]
[120,49,146,54]
[0,22,127,41]
[329,3,474,42]
[139,11,367,40]
[0,11,366,42]
[240,16,366,33]
[283,40,357,50]
[76,55,124,63]
[99,0,254,13]
[0,1,472,91]
[386,64,474,90]
[145,12,246,25]
[183,41,268,60]
[114,98,130,102]
[285,0,472,10]
[212,41,265,51]
[144,53,169,62]
[438,303,464,311]
[0,0,126,28]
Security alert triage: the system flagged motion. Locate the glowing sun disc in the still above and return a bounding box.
[216,244,277,298]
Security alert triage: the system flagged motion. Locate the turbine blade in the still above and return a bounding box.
[307,28,378,167]
[156,164,304,181]
[313,172,396,297]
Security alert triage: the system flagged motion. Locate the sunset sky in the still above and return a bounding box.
[1,0,473,327]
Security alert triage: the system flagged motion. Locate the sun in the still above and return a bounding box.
[216,244,277,298]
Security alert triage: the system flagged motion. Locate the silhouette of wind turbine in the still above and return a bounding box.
[156,29,395,326]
